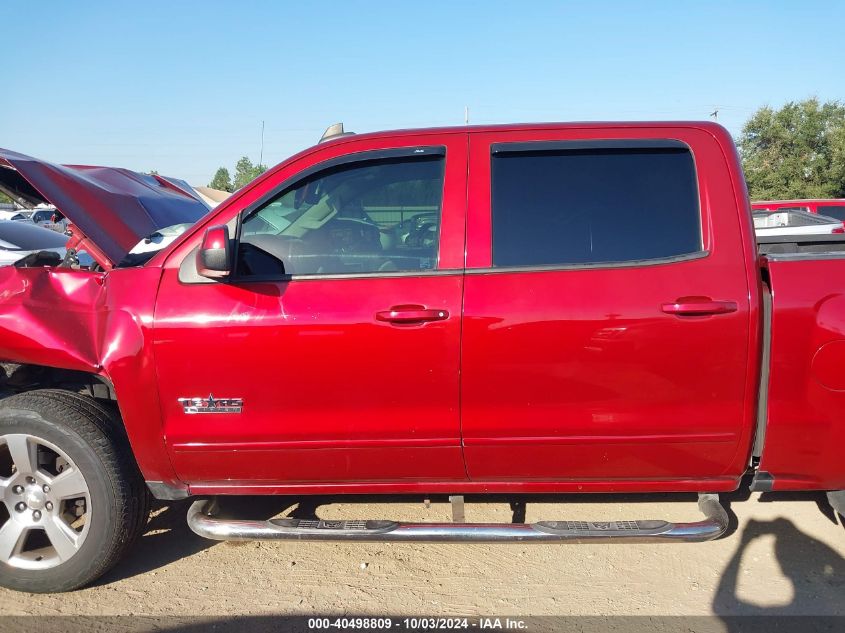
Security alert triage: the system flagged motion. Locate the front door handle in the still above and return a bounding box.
[375,305,449,325]
[661,297,738,316]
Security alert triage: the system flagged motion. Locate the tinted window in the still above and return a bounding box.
[818,205,845,221]
[238,156,444,277]
[491,146,701,267]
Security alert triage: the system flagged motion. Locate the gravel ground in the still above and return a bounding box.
[1,488,843,629]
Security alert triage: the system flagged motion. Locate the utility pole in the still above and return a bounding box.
[259,120,265,165]
[464,105,469,125]
[710,108,719,121]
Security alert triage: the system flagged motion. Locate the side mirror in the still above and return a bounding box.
[197,225,231,278]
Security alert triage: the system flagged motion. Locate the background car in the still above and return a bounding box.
[0,209,32,222]
[0,220,87,266]
[752,199,845,221]
[29,206,69,233]
[753,209,844,236]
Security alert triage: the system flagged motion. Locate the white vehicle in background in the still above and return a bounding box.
[0,220,88,266]
[0,209,32,222]
[128,223,195,255]
[29,206,69,233]
[753,210,844,237]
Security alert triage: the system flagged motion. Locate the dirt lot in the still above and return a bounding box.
[1,489,843,627]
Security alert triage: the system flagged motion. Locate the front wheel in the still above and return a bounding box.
[0,390,150,592]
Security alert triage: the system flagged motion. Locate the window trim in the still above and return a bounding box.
[488,138,705,271]
[491,138,691,155]
[230,146,448,283]
[466,250,710,275]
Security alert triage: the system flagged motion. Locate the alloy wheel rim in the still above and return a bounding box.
[0,434,91,570]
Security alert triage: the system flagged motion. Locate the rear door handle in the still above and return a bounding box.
[376,305,449,325]
[661,298,738,316]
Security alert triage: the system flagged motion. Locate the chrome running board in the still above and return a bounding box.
[187,494,728,544]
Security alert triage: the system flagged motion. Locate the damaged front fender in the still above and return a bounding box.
[0,264,181,486]
[0,266,107,371]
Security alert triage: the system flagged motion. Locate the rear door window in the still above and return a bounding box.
[490,143,702,267]
[818,205,845,221]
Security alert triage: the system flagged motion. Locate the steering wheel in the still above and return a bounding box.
[406,221,437,248]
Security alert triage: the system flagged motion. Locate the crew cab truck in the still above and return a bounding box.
[1,122,844,593]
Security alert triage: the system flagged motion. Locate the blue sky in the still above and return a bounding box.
[3,1,844,184]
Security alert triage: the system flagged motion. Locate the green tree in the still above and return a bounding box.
[0,191,11,204]
[739,98,845,200]
[232,156,267,190]
[209,167,233,192]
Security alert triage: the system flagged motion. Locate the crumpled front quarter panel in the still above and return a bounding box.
[0,265,177,485]
[0,266,106,370]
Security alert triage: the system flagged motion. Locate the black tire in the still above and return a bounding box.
[0,389,150,592]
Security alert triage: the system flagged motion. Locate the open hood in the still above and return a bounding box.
[0,148,210,266]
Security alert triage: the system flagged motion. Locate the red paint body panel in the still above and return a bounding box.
[0,121,842,497]
[461,126,759,485]
[153,132,469,483]
[759,256,845,490]
[189,477,741,496]
[154,273,467,482]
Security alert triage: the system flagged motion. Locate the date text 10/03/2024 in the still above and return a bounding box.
[306,617,527,630]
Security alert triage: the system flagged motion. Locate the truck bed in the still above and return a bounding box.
[757,232,845,255]
[757,246,845,490]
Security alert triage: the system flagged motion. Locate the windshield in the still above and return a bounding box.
[0,221,67,250]
[118,222,195,267]
[243,190,304,235]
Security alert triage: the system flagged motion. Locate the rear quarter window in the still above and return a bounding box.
[818,205,845,221]
[491,144,702,267]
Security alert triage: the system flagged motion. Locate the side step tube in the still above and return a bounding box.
[187,493,728,544]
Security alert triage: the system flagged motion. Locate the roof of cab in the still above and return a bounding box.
[317,120,731,145]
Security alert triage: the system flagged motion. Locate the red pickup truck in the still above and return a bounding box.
[1,122,844,593]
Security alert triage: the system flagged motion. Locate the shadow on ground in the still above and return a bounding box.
[94,500,211,587]
[95,496,309,585]
[713,515,845,625]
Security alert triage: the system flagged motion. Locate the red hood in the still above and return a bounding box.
[0,148,210,266]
